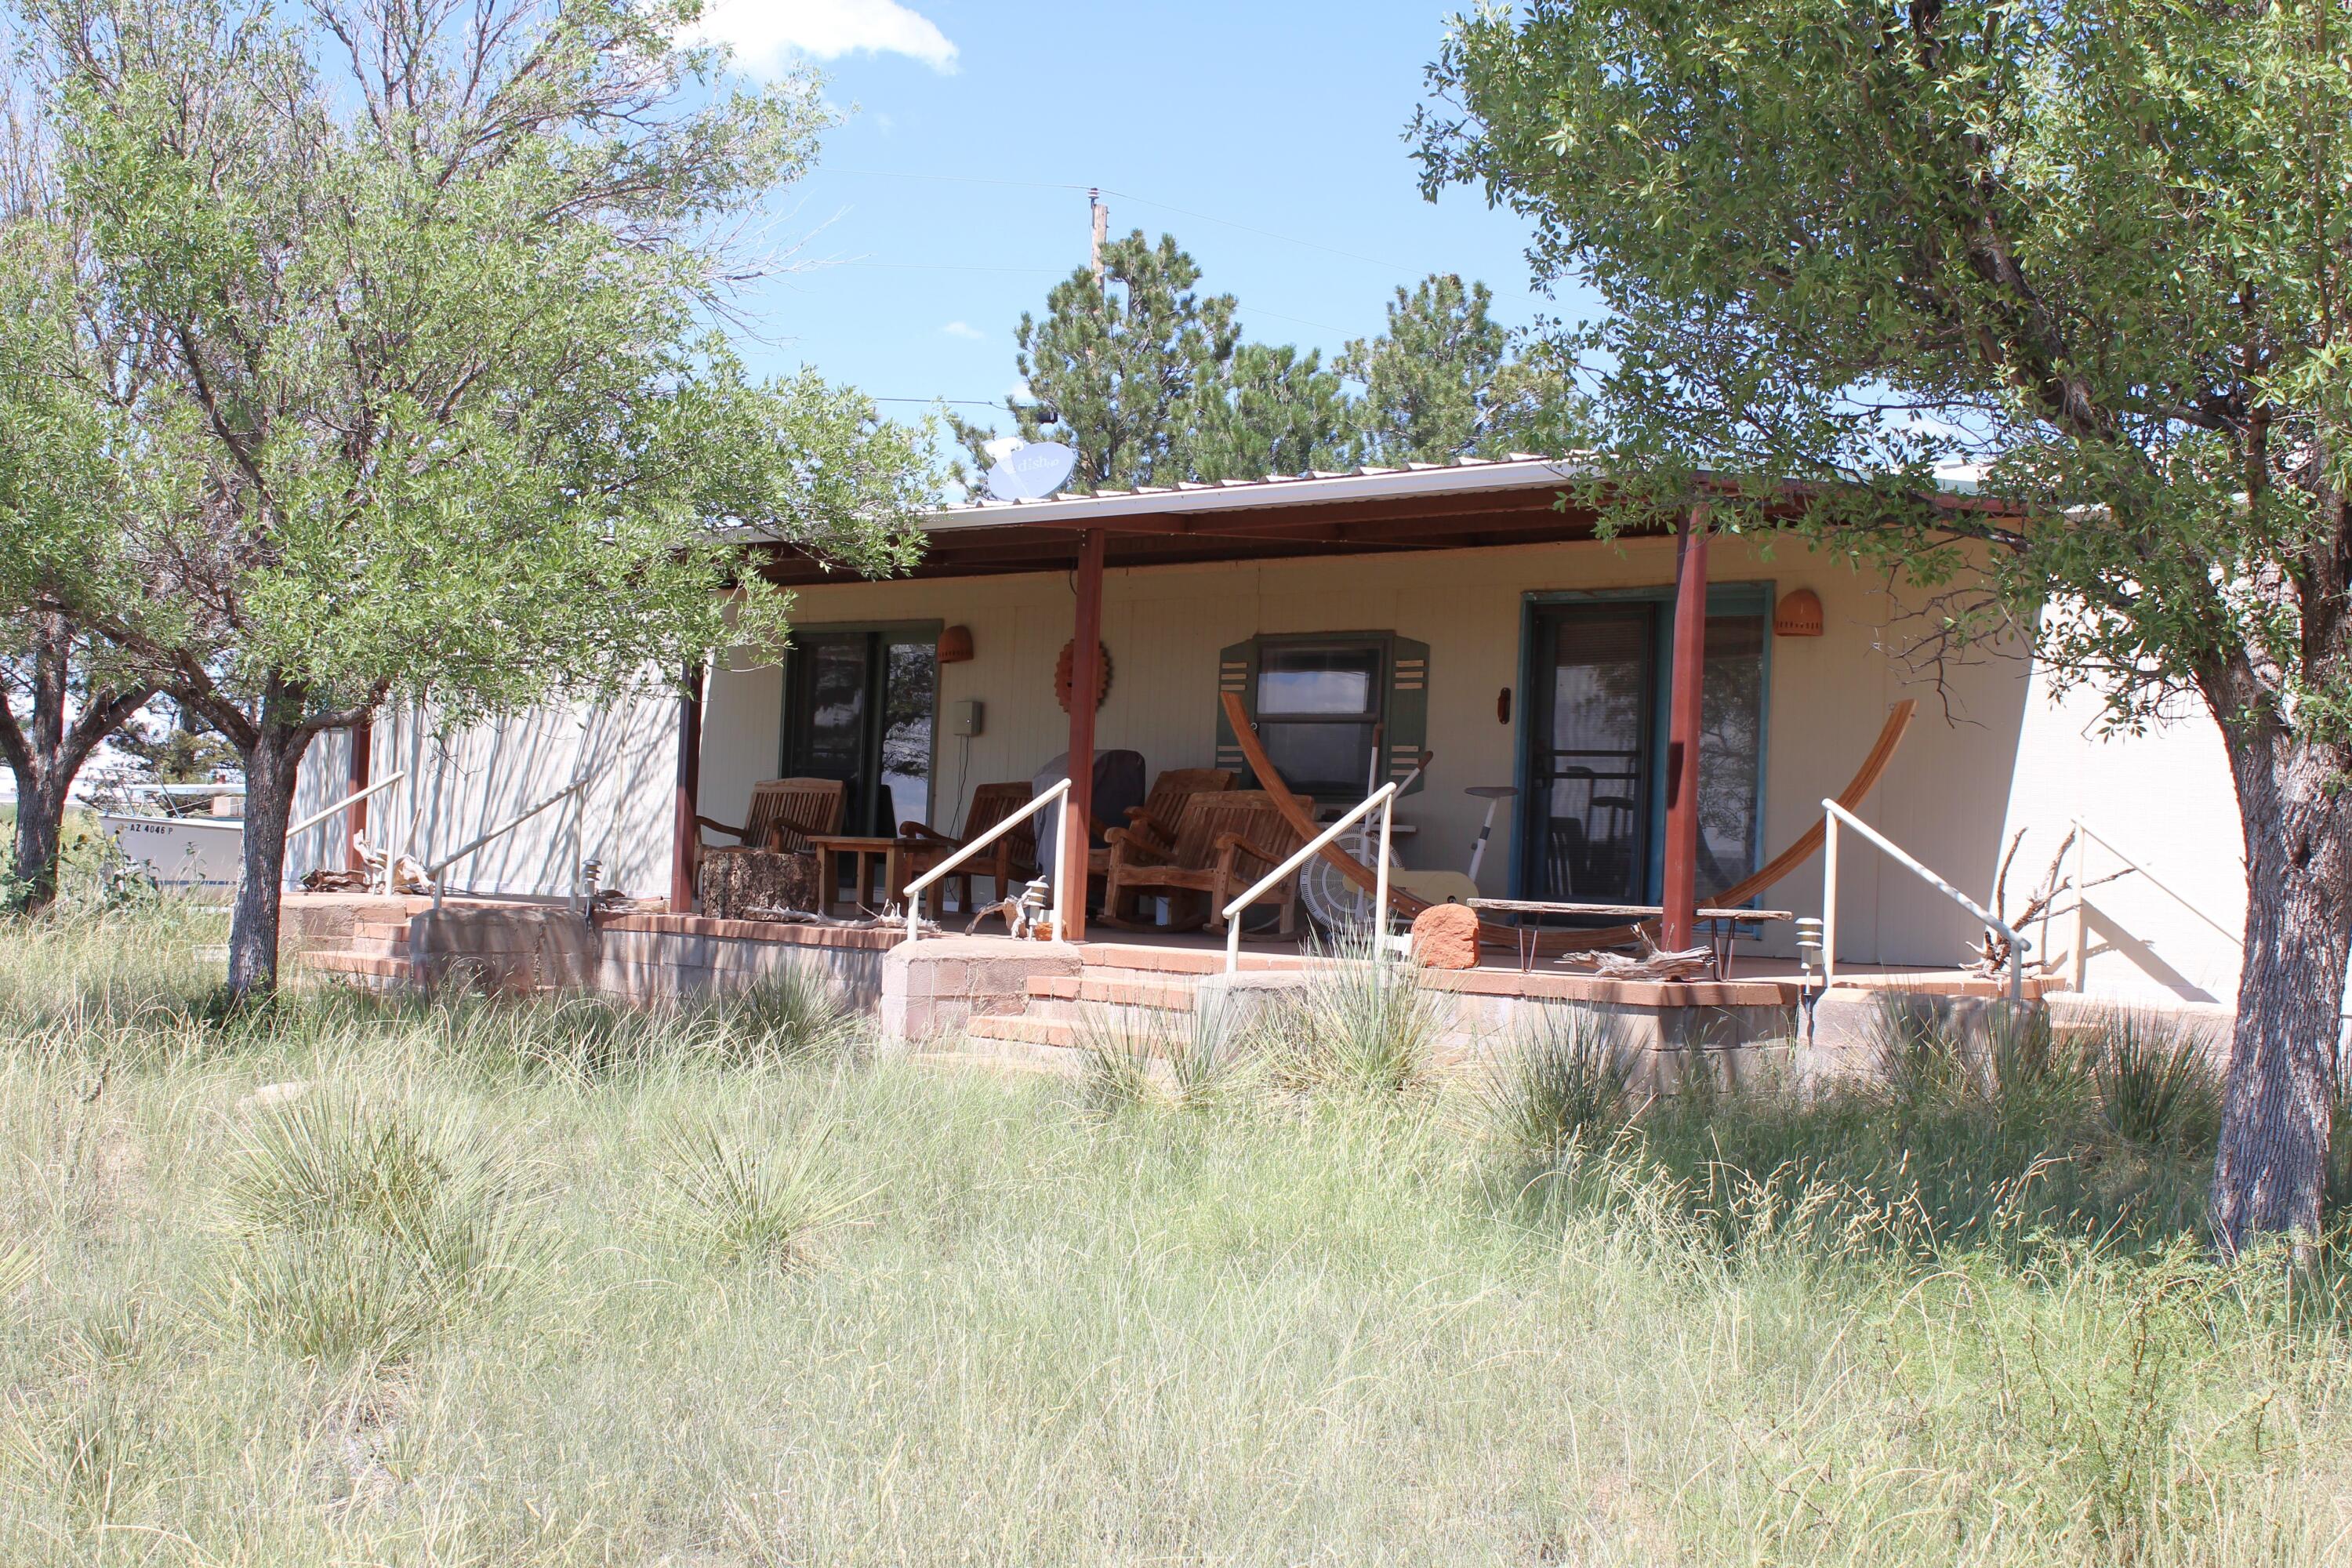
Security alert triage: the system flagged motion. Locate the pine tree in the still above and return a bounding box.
[1008,231,1238,492]
[1339,274,1511,463]
[1185,342,1354,481]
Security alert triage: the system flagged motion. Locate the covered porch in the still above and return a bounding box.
[663,457,2036,983]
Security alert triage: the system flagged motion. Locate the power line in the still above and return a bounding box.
[826,166,1415,276]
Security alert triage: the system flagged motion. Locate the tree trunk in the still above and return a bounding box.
[2211,724,2352,1254]
[0,610,155,915]
[6,764,67,913]
[224,724,312,1000]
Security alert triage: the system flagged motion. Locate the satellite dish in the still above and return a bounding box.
[985,440,1078,502]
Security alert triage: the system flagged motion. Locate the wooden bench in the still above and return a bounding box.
[1466,898,1795,975]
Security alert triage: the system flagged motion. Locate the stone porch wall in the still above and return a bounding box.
[409,907,899,1006]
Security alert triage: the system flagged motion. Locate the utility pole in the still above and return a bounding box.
[1089,187,1108,295]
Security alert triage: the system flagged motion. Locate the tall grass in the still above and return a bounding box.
[0,910,2347,1565]
[1257,936,1441,1094]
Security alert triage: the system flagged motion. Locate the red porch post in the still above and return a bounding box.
[344,719,372,873]
[1660,503,1709,953]
[1064,528,1106,943]
[669,660,705,916]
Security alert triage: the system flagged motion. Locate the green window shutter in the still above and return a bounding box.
[1385,636,1430,797]
[1214,638,1261,784]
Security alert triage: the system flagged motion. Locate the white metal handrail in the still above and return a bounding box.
[1225,782,1396,974]
[1823,797,2027,1003]
[902,777,1072,941]
[2067,816,2240,991]
[428,774,591,911]
[289,770,408,840]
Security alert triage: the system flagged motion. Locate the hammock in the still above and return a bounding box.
[1217,690,1917,956]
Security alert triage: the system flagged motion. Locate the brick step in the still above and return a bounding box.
[965,1013,1079,1051]
[346,931,412,957]
[299,949,417,982]
[353,918,412,943]
[1025,998,1206,1036]
[1026,973,1198,1012]
[1077,942,1305,976]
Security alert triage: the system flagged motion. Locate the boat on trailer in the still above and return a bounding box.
[97,782,245,889]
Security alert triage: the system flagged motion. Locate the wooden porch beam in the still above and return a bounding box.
[1064,528,1106,943]
[669,660,705,916]
[1660,505,1708,953]
[345,718,372,873]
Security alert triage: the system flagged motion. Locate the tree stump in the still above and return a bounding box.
[699,848,821,920]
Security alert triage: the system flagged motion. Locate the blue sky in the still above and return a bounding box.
[697,0,1592,437]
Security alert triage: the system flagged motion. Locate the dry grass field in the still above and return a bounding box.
[1,902,2347,1565]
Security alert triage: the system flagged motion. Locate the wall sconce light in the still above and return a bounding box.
[1773,589,1825,637]
[938,625,975,663]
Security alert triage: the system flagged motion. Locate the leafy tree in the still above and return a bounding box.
[1339,273,1512,463]
[1004,230,1239,491]
[24,0,934,995]
[1419,0,2352,1249]
[1186,341,1355,481]
[0,140,154,913]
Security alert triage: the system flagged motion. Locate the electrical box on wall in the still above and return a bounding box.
[952,699,985,737]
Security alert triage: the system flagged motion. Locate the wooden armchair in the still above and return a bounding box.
[695,778,846,862]
[1100,789,1312,935]
[899,781,1038,915]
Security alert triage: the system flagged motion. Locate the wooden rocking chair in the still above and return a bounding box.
[1100,789,1312,935]
[1092,767,1236,918]
[898,781,1038,916]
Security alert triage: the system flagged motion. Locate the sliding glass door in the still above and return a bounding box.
[781,627,938,837]
[1520,589,1769,906]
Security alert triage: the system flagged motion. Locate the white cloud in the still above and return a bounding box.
[941,321,984,341]
[688,0,958,76]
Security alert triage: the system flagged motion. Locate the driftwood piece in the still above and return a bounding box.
[1968,826,2129,977]
[739,902,937,935]
[1555,944,1716,982]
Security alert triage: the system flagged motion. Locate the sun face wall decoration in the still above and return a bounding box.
[1056,639,1112,713]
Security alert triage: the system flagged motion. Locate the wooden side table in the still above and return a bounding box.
[806,835,914,916]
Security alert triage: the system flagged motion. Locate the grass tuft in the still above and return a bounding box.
[1482,1004,1637,1164]
[653,1113,866,1272]
[208,1091,546,1360]
[1258,939,1438,1095]
[2092,1008,2223,1152]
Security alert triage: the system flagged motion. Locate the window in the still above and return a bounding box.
[1215,633,1429,801]
[1257,641,1385,797]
